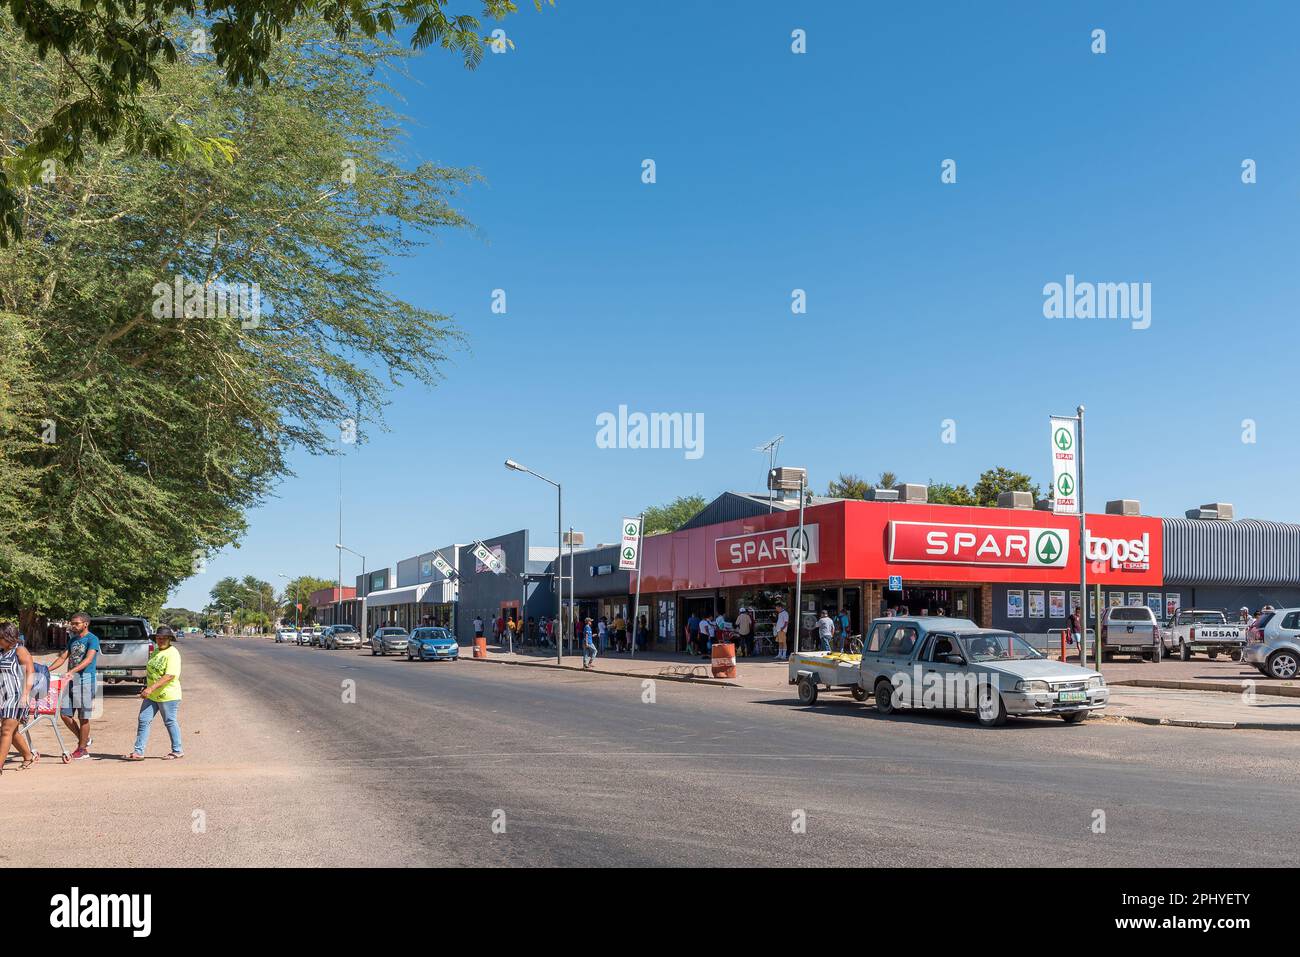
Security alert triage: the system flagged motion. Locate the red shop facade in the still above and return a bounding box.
[634,500,1163,652]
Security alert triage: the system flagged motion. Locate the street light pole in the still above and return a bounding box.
[504,459,563,665]
[336,543,367,639]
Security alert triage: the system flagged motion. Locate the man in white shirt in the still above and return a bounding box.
[698,615,714,658]
[816,610,834,652]
[774,602,789,660]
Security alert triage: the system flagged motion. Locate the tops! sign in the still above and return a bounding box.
[889,522,1070,568]
[715,524,820,573]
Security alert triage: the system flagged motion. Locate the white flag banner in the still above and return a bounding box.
[618,517,642,571]
[472,542,506,575]
[431,554,455,579]
[1049,416,1080,514]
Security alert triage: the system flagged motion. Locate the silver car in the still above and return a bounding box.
[323,626,361,650]
[1244,608,1300,679]
[370,627,409,656]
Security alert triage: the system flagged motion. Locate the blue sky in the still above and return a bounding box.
[170,1,1300,609]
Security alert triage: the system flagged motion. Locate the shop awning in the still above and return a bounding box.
[364,583,433,609]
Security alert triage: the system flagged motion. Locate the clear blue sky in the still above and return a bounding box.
[169,1,1300,609]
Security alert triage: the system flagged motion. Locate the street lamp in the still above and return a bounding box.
[505,458,564,665]
[336,543,367,639]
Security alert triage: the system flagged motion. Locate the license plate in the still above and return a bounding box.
[1058,691,1087,703]
[102,669,127,676]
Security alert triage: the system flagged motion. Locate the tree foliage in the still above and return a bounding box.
[0,19,473,620]
[642,494,708,534]
[0,1,552,244]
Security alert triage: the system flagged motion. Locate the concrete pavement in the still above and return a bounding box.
[5,635,1297,867]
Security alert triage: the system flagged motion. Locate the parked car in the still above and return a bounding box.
[1165,609,1246,661]
[855,616,1107,727]
[1100,606,1162,661]
[407,627,459,661]
[1245,608,1300,679]
[295,629,313,646]
[203,629,216,638]
[370,627,409,656]
[323,625,361,650]
[275,629,298,644]
[89,616,155,686]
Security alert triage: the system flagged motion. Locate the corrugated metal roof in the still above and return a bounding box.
[1163,518,1300,585]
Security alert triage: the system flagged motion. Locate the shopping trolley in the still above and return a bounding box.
[20,672,72,763]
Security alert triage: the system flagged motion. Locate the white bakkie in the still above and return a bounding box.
[1165,609,1246,661]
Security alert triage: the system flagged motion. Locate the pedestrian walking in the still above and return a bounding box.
[597,617,608,653]
[636,615,649,652]
[774,602,789,660]
[125,625,183,760]
[46,612,99,760]
[735,607,754,658]
[686,611,700,655]
[582,618,598,669]
[698,614,714,658]
[837,608,851,651]
[0,623,38,773]
[817,609,834,652]
[1068,605,1082,658]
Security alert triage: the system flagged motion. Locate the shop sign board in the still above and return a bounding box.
[1050,416,1080,514]
[431,553,455,579]
[888,521,1069,568]
[472,542,506,575]
[715,524,820,573]
[618,517,642,571]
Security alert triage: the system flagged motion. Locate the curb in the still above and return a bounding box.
[1110,678,1300,698]
[1107,714,1300,731]
[462,654,743,688]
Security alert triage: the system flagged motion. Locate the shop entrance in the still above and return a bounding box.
[678,595,719,652]
[883,586,979,625]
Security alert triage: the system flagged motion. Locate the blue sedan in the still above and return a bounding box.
[407,627,460,661]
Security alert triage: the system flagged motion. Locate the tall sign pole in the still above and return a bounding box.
[1050,408,1086,666]
[1077,405,1089,668]
[619,515,645,659]
[793,474,807,655]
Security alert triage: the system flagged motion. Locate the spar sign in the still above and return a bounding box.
[888,521,1070,568]
[618,517,642,571]
[715,524,820,573]
[1050,415,1080,514]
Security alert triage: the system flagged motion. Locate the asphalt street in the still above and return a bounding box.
[6,636,1296,866]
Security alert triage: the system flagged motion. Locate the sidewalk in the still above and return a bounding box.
[468,644,1300,730]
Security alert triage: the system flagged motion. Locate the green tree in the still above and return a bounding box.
[972,467,1042,507]
[642,495,708,534]
[0,20,472,627]
[0,1,553,245]
[825,471,897,499]
[279,575,334,622]
[927,481,977,506]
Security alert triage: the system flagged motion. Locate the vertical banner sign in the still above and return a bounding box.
[1050,416,1080,514]
[618,517,642,571]
[431,554,455,579]
[472,542,505,575]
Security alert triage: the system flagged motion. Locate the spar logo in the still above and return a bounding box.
[1055,472,1075,497]
[715,524,820,572]
[1054,427,1073,452]
[888,521,1070,568]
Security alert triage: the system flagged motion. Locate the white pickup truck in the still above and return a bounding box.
[1166,610,1246,661]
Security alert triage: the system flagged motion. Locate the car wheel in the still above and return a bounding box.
[407,649,414,661]
[977,685,1007,727]
[1209,651,1220,660]
[370,643,377,656]
[1061,711,1088,724]
[1102,650,1113,662]
[851,684,868,702]
[1180,640,1190,661]
[874,678,897,715]
[796,676,818,706]
[1266,650,1299,680]
[1232,649,1244,662]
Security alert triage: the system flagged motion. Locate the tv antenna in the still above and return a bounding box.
[755,435,785,512]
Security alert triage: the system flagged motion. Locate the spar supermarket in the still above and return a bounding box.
[635,493,1172,650]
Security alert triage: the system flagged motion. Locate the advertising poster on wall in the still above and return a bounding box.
[1128,592,1143,607]
[1007,590,1024,618]
[1147,593,1162,617]
[1165,593,1182,618]
[1028,590,1045,618]
[1109,592,1124,608]
[1049,591,1066,618]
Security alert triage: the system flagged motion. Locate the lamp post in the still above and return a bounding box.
[504,459,563,665]
[769,466,809,653]
[336,543,367,639]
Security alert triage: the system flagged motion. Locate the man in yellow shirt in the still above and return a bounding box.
[125,625,183,760]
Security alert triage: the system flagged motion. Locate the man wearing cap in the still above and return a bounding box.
[774,602,789,660]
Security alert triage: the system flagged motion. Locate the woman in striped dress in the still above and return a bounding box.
[0,622,37,773]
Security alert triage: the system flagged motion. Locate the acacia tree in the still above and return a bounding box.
[0,1,552,244]
[0,20,475,628]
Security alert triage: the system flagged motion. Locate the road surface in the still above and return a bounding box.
[3,637,1294,867]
